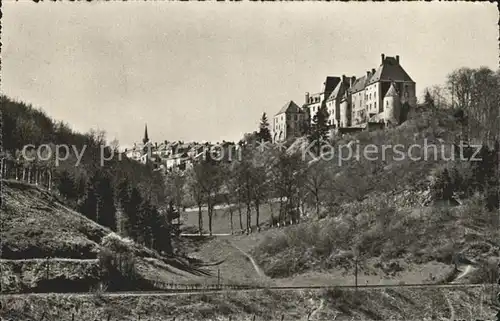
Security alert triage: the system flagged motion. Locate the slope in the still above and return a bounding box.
[1,180,219,293]
[252,107,500,284]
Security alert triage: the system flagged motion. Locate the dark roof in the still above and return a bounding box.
[367,56,414,84]
[350,75,368,94]
[327,81,344,102]
[275,101,302,116]
[323,76,341,94]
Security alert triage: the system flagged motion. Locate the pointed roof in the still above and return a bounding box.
[275,101,302,116]
[143,123,149,144]
[327,81,343,102]
[368,56,414,84]
[385,82,399,98]
[323,76,342,94]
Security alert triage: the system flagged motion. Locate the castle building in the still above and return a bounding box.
[272,101,307,143]
[303,53,417,131]
[303,76,341,122]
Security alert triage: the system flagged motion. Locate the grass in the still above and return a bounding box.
[1,286,496,321]
[0,180,233,293]
[181,202,278,234]
[252,195,499,280]
[185,236,274,286]
[2,180,105,259]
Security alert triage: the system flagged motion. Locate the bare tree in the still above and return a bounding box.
[271,151,306,225]
[303,160,331,217]
[184,167,205,235]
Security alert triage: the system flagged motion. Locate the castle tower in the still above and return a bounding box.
[143,123,149,145]
[383,82,401,126]
[339,91,350,128]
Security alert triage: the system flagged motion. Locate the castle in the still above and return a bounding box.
[272,53,417,142]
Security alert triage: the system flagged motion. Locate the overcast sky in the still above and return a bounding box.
[2,2,498,148]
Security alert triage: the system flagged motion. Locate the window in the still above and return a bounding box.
[374,102,377,110]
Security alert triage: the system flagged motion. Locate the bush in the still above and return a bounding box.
[97,233,138,290]
[90,281,108,301]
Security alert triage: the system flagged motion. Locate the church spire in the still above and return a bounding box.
[143,123,149,145]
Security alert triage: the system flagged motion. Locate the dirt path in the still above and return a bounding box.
[229,242,267,279]
[309,298,325,320]
[451,265,475,284]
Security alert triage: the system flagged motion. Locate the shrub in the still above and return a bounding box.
[97,233,138,290]
[90,281,108,301]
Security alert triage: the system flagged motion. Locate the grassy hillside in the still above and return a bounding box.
[251,107,499,282]
[0,180,224,293]
[1,286,497,321]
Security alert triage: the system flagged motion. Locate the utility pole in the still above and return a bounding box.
[217,268,220,289]
[45,257,50,281]
[354,256,358,290]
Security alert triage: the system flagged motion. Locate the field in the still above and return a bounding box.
[181,203,278,234]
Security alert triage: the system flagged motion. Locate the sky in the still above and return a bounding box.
[2,2,498,149]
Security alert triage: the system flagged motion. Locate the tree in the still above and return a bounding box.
[185,166,205,235]
[303,160,330,217]
[125,187,143,239]
[221,163,238,234]
[55,169,78,201]
[447,67,474,110]
[195,152,224,236]
[165,168,186,223]
[447,67,500,143]
[308,106,330,155]
[257,113,272,143]
[149,205,172,255]
[271,151,306,225]
[423,89,435,108]
[116,178,132,236]
[432,168,454,202]
[80,170,117,231]
[250,148,273,232]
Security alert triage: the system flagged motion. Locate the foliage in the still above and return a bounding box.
[1,96,172,255]
[308,106,330,155]
[257,112,272,143]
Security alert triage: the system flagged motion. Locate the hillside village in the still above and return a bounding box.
[124,124,239,172]
[125,53,417,171]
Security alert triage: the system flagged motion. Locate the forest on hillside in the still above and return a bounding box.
[1,96,172,255]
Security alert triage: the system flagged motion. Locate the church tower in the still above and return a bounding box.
[143,123,149,145]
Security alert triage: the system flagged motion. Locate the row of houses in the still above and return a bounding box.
[124,125,238,171]
[272,53,418,142]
